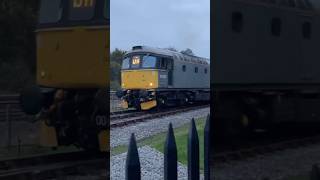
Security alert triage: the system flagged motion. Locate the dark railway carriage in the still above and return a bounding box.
[212,0,320,135]
[119,46,210,110]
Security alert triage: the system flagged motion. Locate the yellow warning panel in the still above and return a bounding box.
[121,100,129,109]
[98,130,109,152]
[141,100,157,110]
[39,120,58,147]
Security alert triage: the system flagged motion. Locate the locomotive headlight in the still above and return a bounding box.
[149,83,153,86]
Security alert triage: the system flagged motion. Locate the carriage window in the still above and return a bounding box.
[104,0,110,19]
[39,0,63,23]
[232,12,243,33]
[69,0,96,21]
[195,67,198,73]
[142,56,157,68]
[182,65,186,72]
[302,22,311,39]
[122,57,130,69]
[271,18,282,36]
[204,68,208,74]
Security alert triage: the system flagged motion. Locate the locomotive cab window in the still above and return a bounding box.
[195,67,198,73]
[204,68,208,74]
[142,55,157,68]
[160,58,167,69]
[122,57,130,69]
[69,0,96,21]
[39,0,63,24]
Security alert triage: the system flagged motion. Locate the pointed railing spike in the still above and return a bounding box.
[126,133,141,180]
[204,114,211,180]
[188,118,200,180]
[164,123,178,180]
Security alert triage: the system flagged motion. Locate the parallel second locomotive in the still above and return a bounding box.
[212,0,320,135]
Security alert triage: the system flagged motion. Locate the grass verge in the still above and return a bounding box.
[111,117,206,170]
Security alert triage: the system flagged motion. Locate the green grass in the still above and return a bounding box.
[282,174,310,180]
[111,118,206,170]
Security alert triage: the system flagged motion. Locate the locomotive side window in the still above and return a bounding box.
[122,57,130,69]
[302,22,311,39]
[195,67,198,73]
[39,0,63,24]
[142,55,157,68]
[182,65,186,72]
[232,12,243,33]
[160,58,167,69]
[204,68,208,74]
[69,0,96,21]
[271,17,282,36]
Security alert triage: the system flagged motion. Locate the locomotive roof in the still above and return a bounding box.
[125,46,210,65]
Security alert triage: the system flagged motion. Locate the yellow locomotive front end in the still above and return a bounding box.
[118,47,174,110]
[37,26,108,88]
[20,0,110,152]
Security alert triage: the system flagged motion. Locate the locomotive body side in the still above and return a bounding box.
[212,0,320,136]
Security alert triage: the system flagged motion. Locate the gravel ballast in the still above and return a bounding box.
[110,107,210,148]
[111,146,189,180]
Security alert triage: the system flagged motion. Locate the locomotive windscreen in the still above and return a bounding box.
[39,0,109,25]
[38,0,63,24]
[69,0,97,21]
[122,55,159,69]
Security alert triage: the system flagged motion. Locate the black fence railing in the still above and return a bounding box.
[125,114,211,180]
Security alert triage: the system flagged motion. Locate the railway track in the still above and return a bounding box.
[0,151,108,179]
[110,104,210,128]
[0,92,120,122]
[212,133,320,164]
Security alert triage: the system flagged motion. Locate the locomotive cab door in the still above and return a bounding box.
[167,58,174,86]
[159,57,173,87]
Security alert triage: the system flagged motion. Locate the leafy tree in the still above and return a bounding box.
[110,48,126,90]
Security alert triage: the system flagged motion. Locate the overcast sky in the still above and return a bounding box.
[110,0,210,59]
